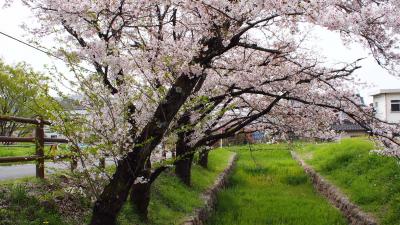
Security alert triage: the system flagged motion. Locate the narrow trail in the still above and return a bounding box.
[206,147,347,225]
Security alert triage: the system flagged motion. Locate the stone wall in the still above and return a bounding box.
[291,151,377,225]
[180,153,238,225]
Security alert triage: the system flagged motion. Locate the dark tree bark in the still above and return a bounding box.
[198,141,218,169]
[129,163,169,220]
[174,113,194,186]
[198,149,209,169]
[175,151,194,186]
[129,161,151,220]
[90,74,204,225]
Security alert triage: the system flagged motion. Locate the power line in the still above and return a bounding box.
[0,31,95,73]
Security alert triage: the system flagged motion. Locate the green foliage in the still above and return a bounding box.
[0,60,52,137]
[297,138,400,225]
[207,145,346,225]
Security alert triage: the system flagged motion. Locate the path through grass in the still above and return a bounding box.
[207,145,346,225]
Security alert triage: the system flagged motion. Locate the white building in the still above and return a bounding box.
[371,89,400,123]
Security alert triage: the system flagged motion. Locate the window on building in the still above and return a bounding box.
[391,100,400,112]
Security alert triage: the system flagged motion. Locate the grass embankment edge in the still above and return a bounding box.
[180,153,237,225]
[291,150,377,225]
[295,138,400,225]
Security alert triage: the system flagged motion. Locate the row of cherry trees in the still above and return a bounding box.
[9,0,400,224]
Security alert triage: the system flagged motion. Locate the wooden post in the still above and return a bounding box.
[35,120,45,179]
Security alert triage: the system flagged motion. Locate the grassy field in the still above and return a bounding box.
[0,144,38,157]
[0,149,234,225]
[296,138,400,225]
[0,144,70,158]
[207,144,346,225]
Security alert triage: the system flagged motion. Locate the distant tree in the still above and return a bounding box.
[0,60,50,137]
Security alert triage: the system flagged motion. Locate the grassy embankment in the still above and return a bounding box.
[296,138,400,225]
[0,149,234,225]
[207,144,347,225]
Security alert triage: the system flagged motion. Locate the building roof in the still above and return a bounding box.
[331,123,366,131]
[370,89,400,96]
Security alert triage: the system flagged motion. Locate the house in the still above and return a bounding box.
[331,122,367,138]
[371,89,400,123]
[332,94,367,138]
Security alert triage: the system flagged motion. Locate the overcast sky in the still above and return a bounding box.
[1,2,400,103]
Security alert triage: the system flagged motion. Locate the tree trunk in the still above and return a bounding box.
[130,170,151,220]
[90,156,138,225]
[175,152,194,186]
[199,149,209,168]
[90,74,204,225]
[174,135,194,186]
[174,113,194,186]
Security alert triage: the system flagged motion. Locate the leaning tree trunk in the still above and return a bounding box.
[90,153,140,225]
[90,74,204,225]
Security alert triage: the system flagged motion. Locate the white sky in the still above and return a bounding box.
[1,2,400,103]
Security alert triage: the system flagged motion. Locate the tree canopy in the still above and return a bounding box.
[0,60,50,137]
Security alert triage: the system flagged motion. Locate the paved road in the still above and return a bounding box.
[0,161,69,180]
[0,159,115,180]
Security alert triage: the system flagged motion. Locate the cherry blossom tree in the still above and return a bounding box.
[10,0,400,224]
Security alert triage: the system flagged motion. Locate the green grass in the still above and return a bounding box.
[0,144,72,160]
[117,149,233,225]
[0,183,69,225]
[0,144,72,158]
[0,149,234,225]
[296,138,400,225]
[0,144,37,157]
[207,144,346,225]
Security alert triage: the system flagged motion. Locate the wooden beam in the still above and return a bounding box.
[0,115,51,125]
[0,136,68,143]
[0,136,35,142]
[0,155,39,163]
[44,138,69,143]
[0,155,71,163]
